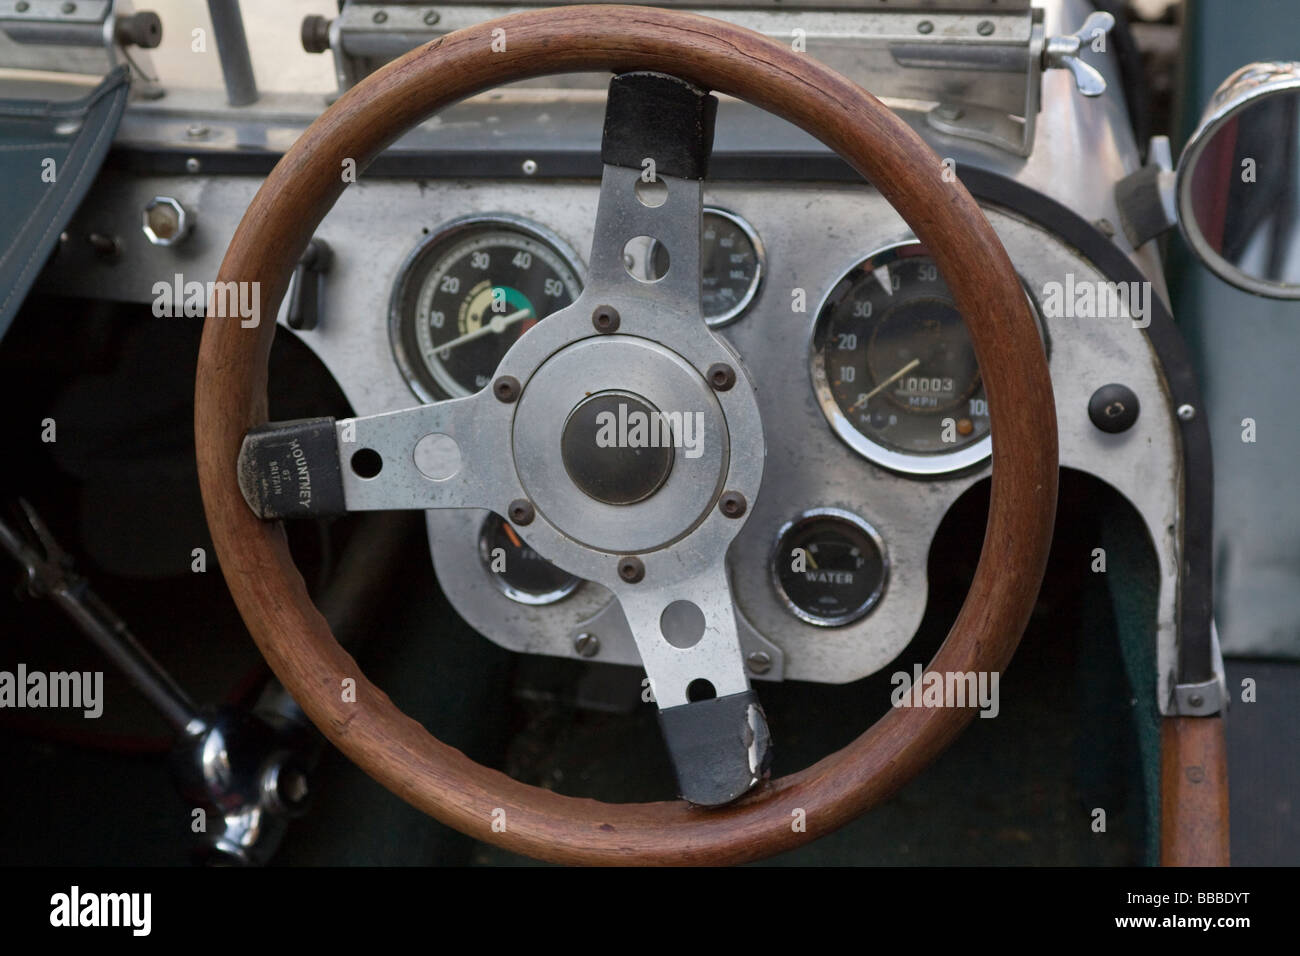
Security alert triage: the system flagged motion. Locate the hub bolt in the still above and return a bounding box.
[719,491,748,519]
[493,375,521,403]
[617,556,645,583]
[592,305,621,333]
[707,363,735,391]
[508,499,535,526]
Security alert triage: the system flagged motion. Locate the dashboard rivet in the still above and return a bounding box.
[521,158,538,176]
[977,20,995,36]
[423,10,440,25]
[917,20,934,34]
[617,556,645,583]
[574,633,600,658]
[507,498,535,526]
[592,305,620,333]
[372,10,388,24]
[493,375,521,403]
[746,651,772,675]
[720,491,747,519]
[1177,404,1196,422]
[707,362,735,391]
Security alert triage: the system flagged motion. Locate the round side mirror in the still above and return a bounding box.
[1176,62,1300,299]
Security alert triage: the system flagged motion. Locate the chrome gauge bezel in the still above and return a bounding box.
[769,507,889,628]
[388,213,587,404]
[476,514,582,607]
[810,238,1043,477]
[649,206,764,328]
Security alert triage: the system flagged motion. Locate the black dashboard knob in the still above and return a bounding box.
[1088,383,1140,433]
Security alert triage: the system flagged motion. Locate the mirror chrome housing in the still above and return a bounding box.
[1175,61,1300,299]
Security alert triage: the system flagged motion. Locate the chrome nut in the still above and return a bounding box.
[142,196,192,246]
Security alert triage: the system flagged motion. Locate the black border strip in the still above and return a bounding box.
[957,168,1213,689]
[104,142,1214,687]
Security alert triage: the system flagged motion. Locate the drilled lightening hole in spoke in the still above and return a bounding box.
[350,448,383,479]
[413,433,461,481]
[686,678,717,702]
[634,177,668,208]
[660,600,706,648]
[624,235,668,282]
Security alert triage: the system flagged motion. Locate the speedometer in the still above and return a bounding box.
[390,215,584,402]
[811,241,1039,475]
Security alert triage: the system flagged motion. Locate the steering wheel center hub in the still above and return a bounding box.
[510,334,733,554]
[561,391,675,505]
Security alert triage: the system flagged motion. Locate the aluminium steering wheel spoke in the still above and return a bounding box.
[609,559,772,806]
[583,72,712,319]
[235,390,515,518]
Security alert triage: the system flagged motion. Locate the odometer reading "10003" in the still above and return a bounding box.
[811,241,1028,476]
[390,215,584,402]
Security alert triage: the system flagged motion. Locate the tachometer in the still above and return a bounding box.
[390,215,584,401]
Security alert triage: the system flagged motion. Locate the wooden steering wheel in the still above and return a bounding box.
[195,5,1057,865]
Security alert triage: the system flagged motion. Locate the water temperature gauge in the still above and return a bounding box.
[771,509,888,627]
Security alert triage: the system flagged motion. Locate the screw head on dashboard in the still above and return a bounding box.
[493,375,521,403]
[617,556,645,583]
[507,498,535,526]
[707,362,735,391]
[574,633,600,658]
[592,305,621,333]
[747,651,772,675]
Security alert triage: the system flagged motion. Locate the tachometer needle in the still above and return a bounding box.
[850,357,921,410]
[436,305,533,353]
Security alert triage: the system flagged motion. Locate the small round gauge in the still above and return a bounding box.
[390,215,584,402]
[811,241,1036,475]
[648,208,763,327]
[478,513,580,605]
[771,509,888,627]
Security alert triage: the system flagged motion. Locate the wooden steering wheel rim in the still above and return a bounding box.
[195,5,1057,865]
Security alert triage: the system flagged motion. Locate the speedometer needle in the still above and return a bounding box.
[436,305,533,353]
[850,357,921,411]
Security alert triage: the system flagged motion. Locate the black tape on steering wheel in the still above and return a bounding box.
[601,72,718,181]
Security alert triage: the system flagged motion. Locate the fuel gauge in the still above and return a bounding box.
[478,513,581,605]
[771,509,888,627]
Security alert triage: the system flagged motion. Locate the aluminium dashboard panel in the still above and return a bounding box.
[33,172,1182,703]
